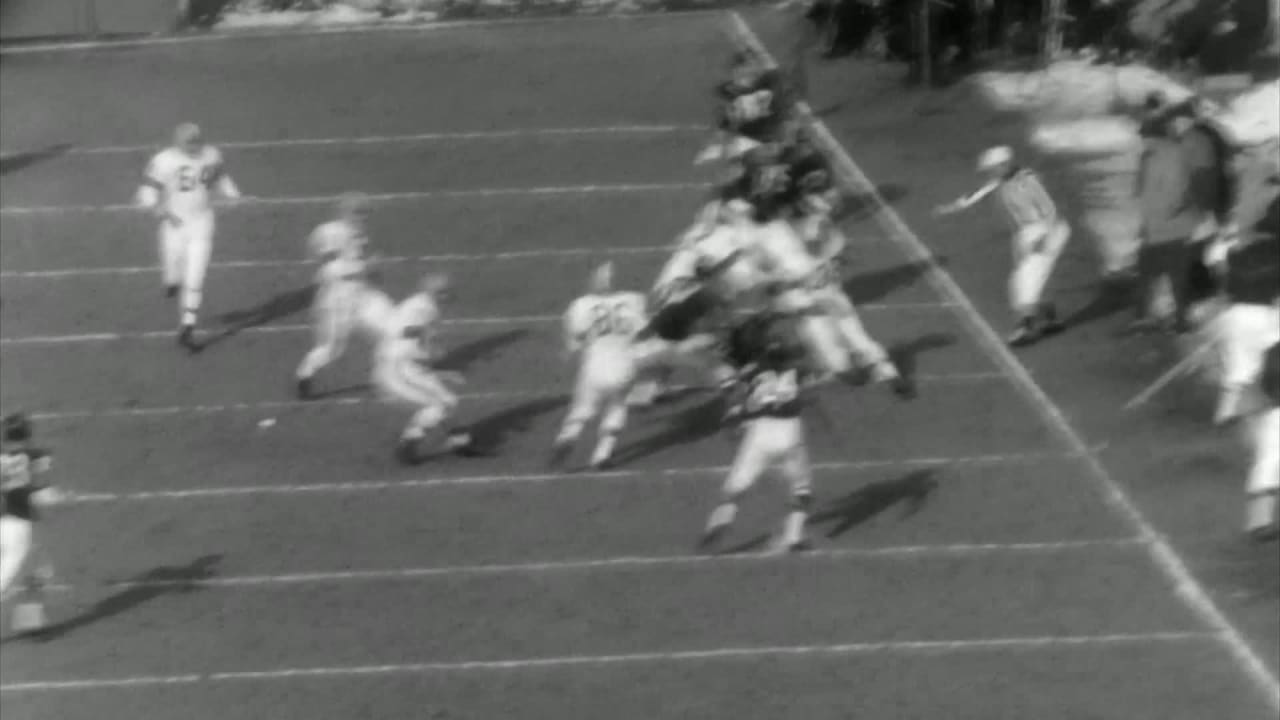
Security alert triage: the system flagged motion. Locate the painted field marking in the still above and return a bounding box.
[0,246,673,280]
[0,302,956,347]
[0,631,1213,693]
[0,9,728,56]
[63,448,1095,503]
[25,370,1004,422]
[25,125,704,156]
[726,11,1280,711]
[0,182,704,216]
[53,538,1144,593]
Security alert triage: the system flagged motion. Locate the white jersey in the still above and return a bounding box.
[142,146,236,218]
[309,219,368,285]
[1216,303,1280,389]
[750,220,819,284]
[379,292,441,365]
[564,292,647,353]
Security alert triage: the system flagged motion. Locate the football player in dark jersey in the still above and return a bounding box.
[1,413,65,632]
[700,312,817,554]
[695,51,793,165]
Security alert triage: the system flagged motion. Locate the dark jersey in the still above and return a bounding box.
[738,361,805,420]
[648,286,722,342]
[715,69,787,142]
[1262,341,1279,406]
[1,447,51,521]
[715,159,794,224]
[782,144,834,202]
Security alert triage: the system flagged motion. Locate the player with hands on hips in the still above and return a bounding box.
[135,123,242,353]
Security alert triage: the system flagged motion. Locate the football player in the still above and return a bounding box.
[1208,298,1280,541]
[295,193,395,399]
[135,123,243,352]
[372,274,473,465]
[935,146,1070,346]
[550,263,650,469]
[695,51,791,165]
[1,413,67,633]
[700,312,817,554]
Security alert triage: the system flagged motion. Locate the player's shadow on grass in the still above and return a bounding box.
[16,554,223,643]
[841,258,944,306]
[888,332,957,384]
[466,395,567,456]
[435,329,529,372]
[835,183,909,223]
[0,144,73,176]
[608,391,730,467]
[809,468,939,538]
[203,285,317,351]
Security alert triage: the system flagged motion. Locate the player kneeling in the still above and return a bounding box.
[551,263,650,470]
[700,313,817,555]
[1,414,69,635]
[372,274,473,465]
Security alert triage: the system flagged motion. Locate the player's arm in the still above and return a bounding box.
[208,150,242,202]
[562,302,588,356]
[135,154,179,225]
[934,180,998,215]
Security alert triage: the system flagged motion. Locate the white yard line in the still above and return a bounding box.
[0,10,727,56]
[44,125,704,156]
[25,371,1005,422]
[0,302,955,346]
[0,246,672,279]
[0,630,1213,693]
[726,11,1280,711]
[0,182,703,216]
[65,448,1090,503]
[55,539,1143,592]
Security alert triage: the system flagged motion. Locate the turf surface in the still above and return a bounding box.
[1,12,1277,720]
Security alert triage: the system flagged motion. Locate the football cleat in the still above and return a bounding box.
[698,522,731,554]
[1007,319,1042,348]
[165,284,179,299]
[446,430,477,457]
[1039,303,1065,336]
[177,324,199,353]
[11,601,47,634]
[296,377,314,401]
[395,437,423,466]
[548,438,575,469]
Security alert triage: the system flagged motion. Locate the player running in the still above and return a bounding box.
[935,145,1070,347]
[1208,298,1280,541]
[135,123,243,353]
[373,274,473,465]
[550,263,650,470]
[700,312,817,554]
[295,193,394,399]
[1,413,67,634]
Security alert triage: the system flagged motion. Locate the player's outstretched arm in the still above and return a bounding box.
[933,180,998,216]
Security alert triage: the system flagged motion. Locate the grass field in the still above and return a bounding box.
[1,11,1277,719]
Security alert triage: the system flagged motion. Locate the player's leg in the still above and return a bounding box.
[0,515,32,602]
[1008,225,1052,346]
[589,388,630,469]
[820,288,909,393]
[773,430,814,553]
[1245,407,1280,540]
[295,285,355,397]
[376,359,466,463]
[174,214,214,351]
[701,422,769,551]
[159,221,184,298]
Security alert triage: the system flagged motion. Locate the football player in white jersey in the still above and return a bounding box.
[1207,298,1280,541]
[372,274,473,465]
[551,262,650,470]
[701,313,816,554]
[135,123,242,352]
[295,193,394,399]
